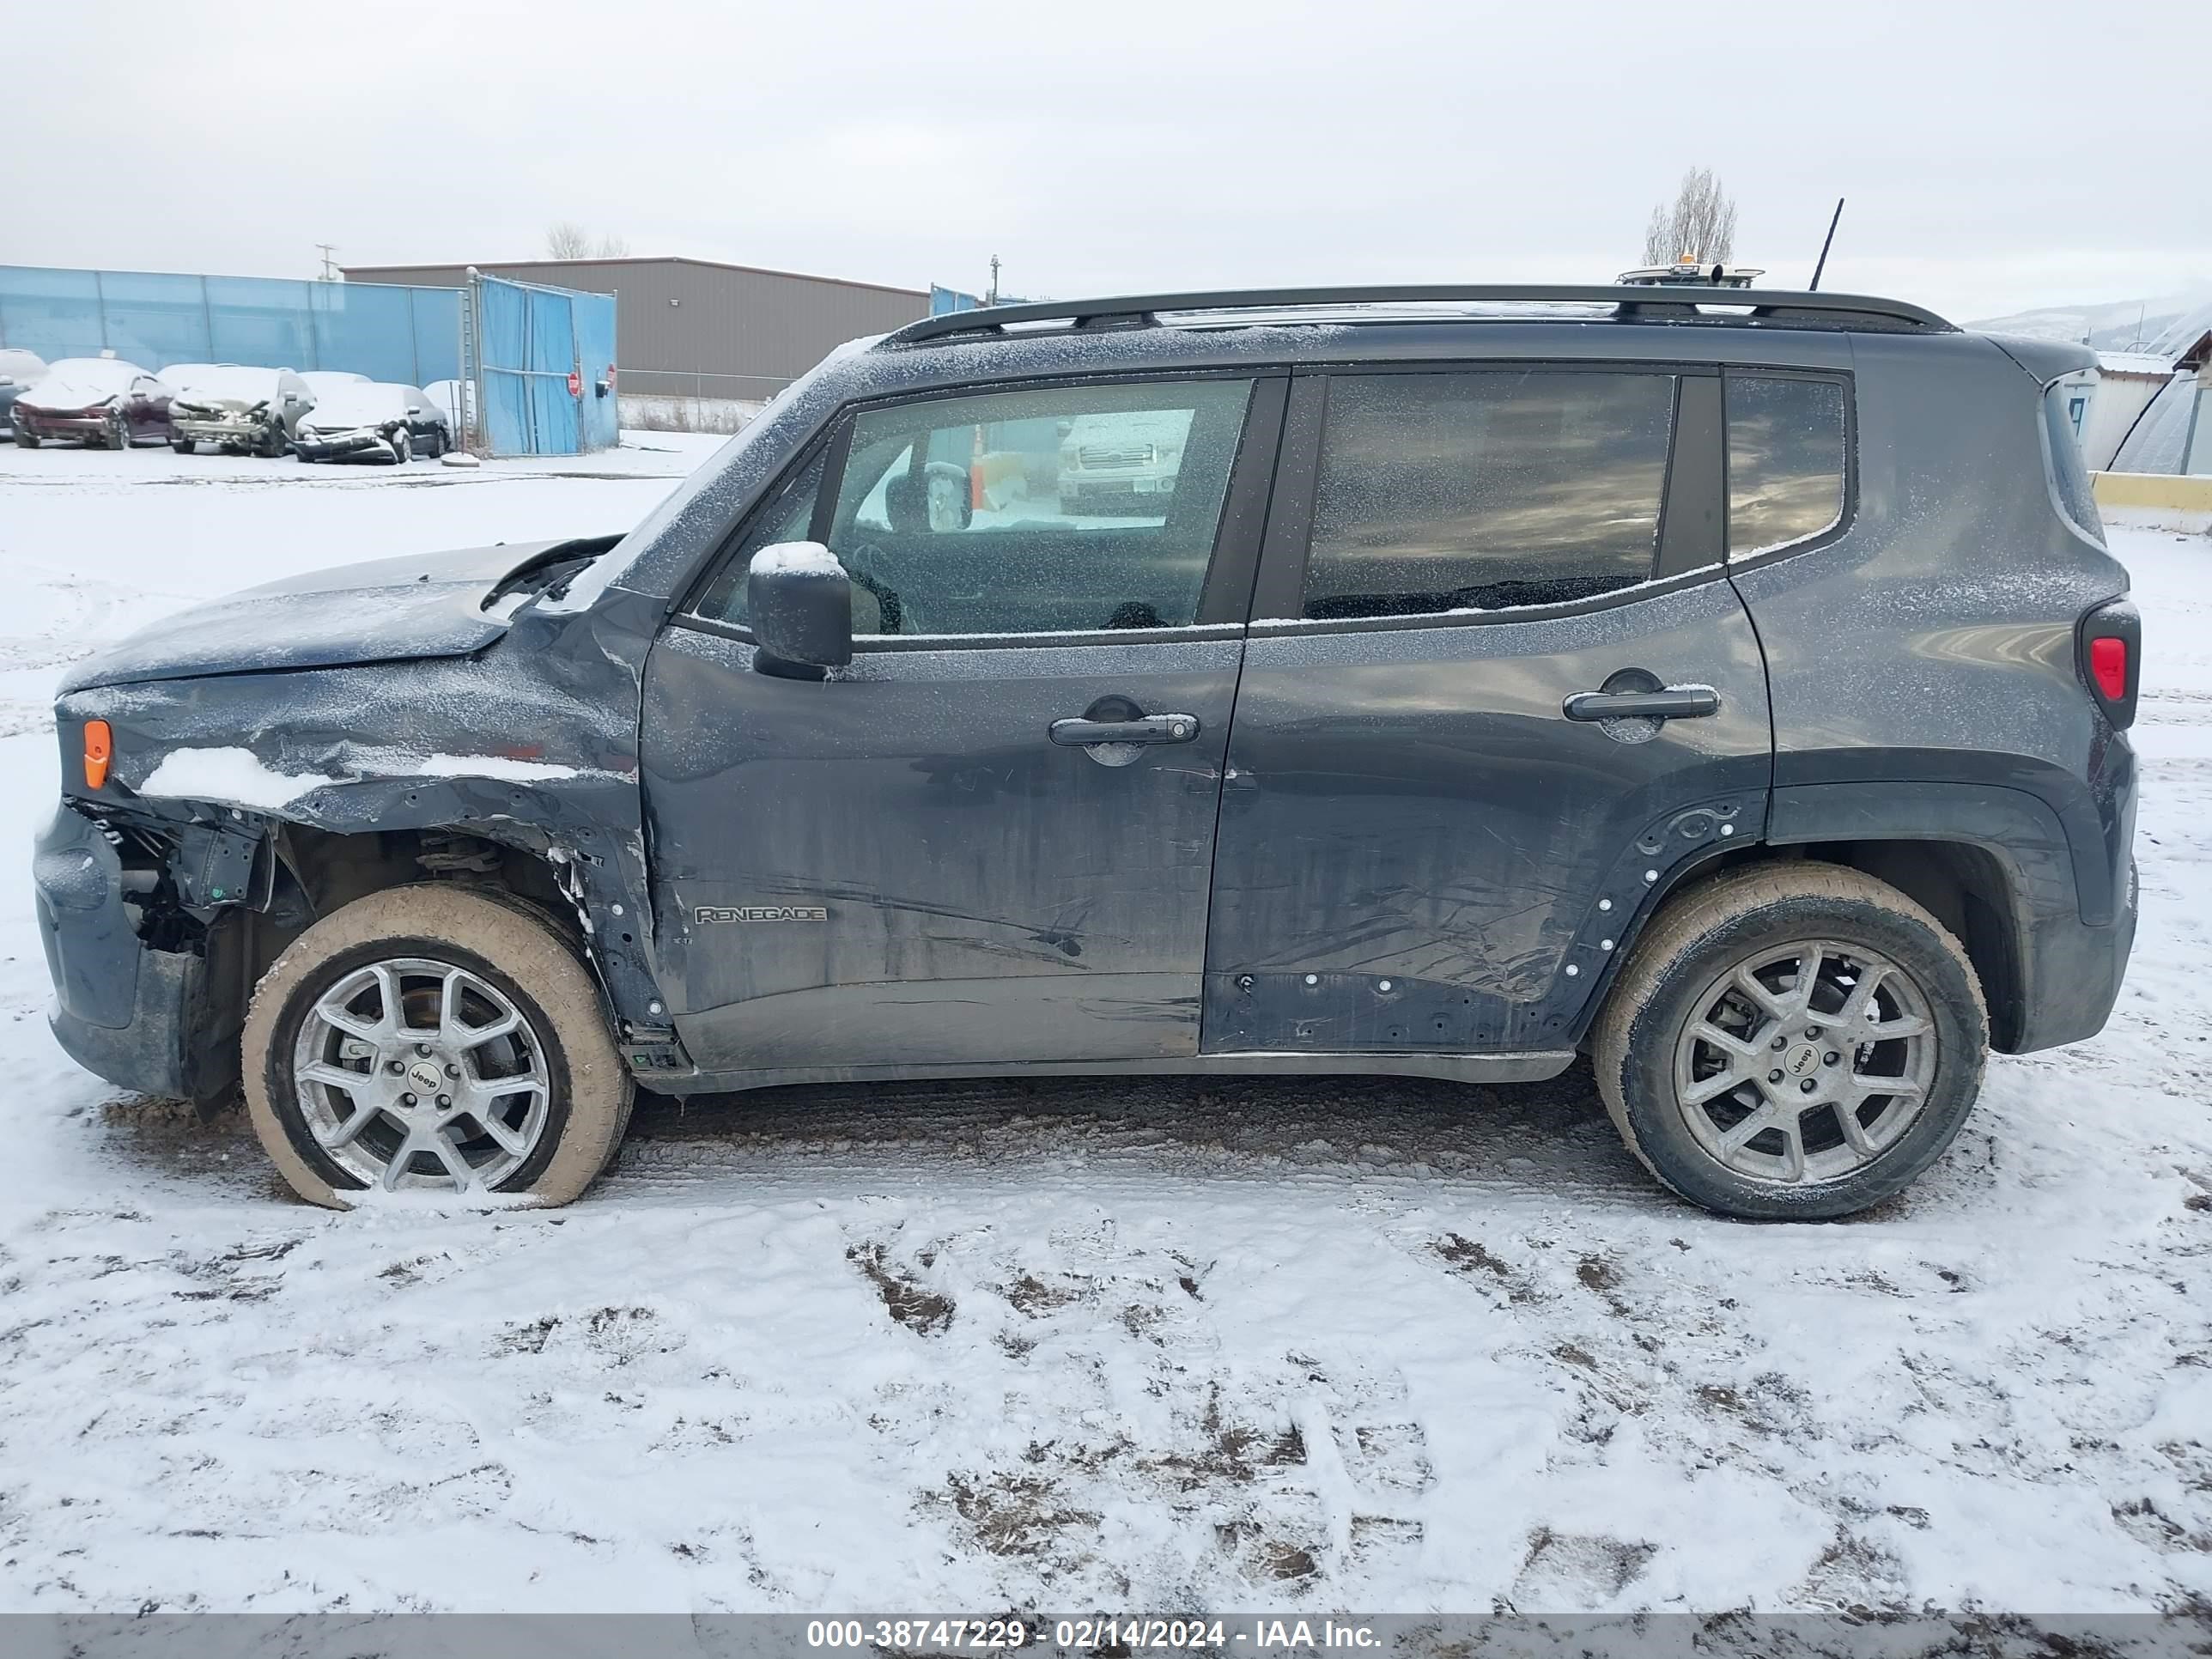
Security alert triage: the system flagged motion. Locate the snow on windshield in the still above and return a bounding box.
[172,366,282,402]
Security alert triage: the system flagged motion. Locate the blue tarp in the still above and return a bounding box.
[0,264,459,386]
[471,273,617,457]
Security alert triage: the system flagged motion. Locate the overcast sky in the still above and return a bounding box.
[16,1,2209,324]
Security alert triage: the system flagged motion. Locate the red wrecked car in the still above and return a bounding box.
[12,357,175,449]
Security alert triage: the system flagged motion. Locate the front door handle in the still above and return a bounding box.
[1049,714,1200,746]
[1562,687,1721,722]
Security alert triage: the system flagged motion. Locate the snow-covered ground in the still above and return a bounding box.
[0,441,2208,1617]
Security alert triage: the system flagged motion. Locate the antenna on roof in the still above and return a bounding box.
[1808,198,1844,291]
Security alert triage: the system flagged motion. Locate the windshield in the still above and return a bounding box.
[309,384,407,427]
[174,366,281,402]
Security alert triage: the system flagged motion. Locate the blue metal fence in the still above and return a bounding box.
[465,273,617,457]
[0,264,460,386]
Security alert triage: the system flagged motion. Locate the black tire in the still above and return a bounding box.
[423,428,444,460]
[12,428,34,449]
[1592,861,1987,1221]
[106,416,129,451]
[392,428,412,465]
[171,436,193,456]
[259,421,289,459]
[242,885,634,1208]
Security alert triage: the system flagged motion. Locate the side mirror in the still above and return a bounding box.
[748,544,852,678]
[405,405,422,416]
[885,461,974,532]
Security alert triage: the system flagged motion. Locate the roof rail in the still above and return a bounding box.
[883,283,1955,347]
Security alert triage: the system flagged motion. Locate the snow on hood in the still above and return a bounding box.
[21,360,149,410]
[304,385,409,429]
[57,538,606,693]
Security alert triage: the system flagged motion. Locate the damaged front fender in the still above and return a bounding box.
[52,598,691,1091]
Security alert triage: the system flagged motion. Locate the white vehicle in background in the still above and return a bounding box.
[298,371,371,399]
[292,381,452,464]
[1055,409,1193,514]
[423,378,474,435]
[167,365,314,457]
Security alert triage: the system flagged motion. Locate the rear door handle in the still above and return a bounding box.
[1562,687,1721,722]
[1048,714,1201,745]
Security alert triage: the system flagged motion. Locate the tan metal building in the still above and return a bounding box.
[339,254,929,405]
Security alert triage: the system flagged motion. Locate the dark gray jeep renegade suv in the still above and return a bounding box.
[33,283,2138,1219]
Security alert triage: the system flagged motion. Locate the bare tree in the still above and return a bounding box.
[544,223,629,260]
[544,221,595,259]
[1641,167,1738,266]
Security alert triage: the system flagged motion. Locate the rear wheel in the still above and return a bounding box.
[242,885,633,1207]
[1593,862,1986,1221]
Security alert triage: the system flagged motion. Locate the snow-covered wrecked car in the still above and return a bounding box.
[293,380,452,464]
[35,283,2138,1220]
[12,357,175,449]
[0,348,48,438]
[167,364,314,457]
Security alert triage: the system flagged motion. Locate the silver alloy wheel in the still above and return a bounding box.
[291,956,550,1193]
[1670,939,1937,1186]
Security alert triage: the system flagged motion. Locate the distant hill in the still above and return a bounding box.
[1969,289,2212,360]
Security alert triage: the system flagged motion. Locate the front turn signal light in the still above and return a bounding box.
[83,720,112,790]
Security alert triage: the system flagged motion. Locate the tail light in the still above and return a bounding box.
[82,720,113,790]
[2078,599,2140,729]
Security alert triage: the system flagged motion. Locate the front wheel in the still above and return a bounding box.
[391,428,412,464]
[260,421,289,459]
[171,436,194,455]
[12,428,35,449]
[242,885,633,1207]
[1593,862,1986,1221]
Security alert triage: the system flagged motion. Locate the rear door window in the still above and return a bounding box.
[1725,374,1849,556]
[1298,370,1676,620]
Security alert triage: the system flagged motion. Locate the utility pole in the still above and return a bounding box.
[315,244,341,283]
[987,255,1001,306]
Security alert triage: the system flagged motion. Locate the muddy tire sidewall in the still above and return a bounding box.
[1595,863,1988,1222]
[241,884,631,1209]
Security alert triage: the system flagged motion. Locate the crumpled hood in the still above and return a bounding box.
[171,392,270,415]
[59,538,604,692]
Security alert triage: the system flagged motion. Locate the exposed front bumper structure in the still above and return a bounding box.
[173,414,276,447]
[18,410,120,442]
[34,801,248,1103]
[295,429,399,463]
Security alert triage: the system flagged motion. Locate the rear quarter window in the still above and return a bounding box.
[2042,381,2106,544]
[1726,374,1849,557]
